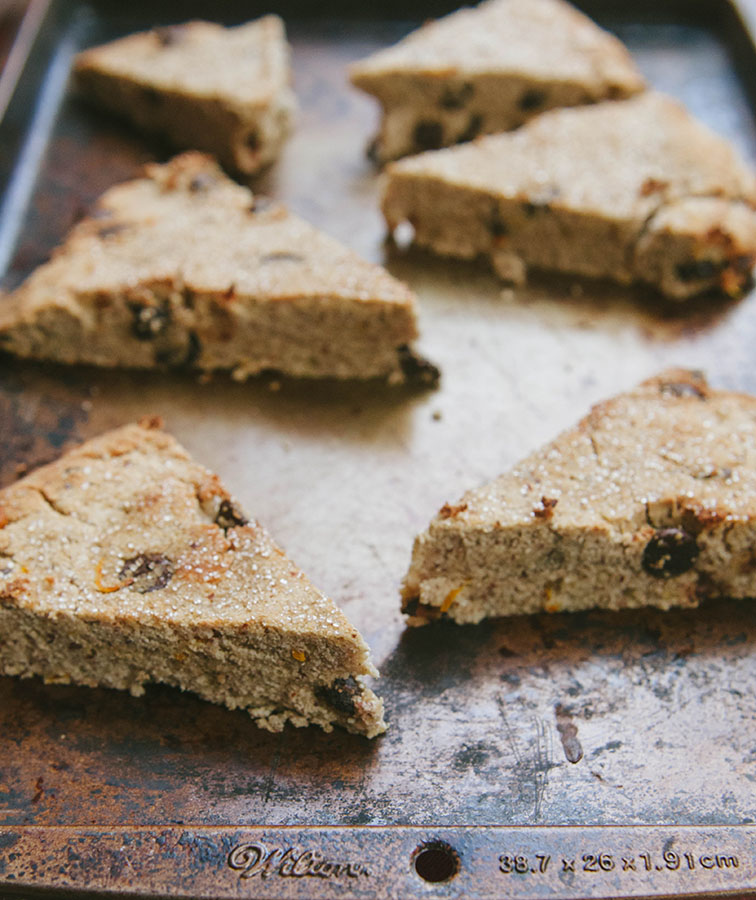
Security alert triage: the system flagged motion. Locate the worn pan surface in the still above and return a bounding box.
[1,1,756,897]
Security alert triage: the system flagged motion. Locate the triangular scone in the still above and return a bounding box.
[403,370,756,625]
[350,0,644,163]
[0,420,386,737]
[383,93,756,299]
[74,17,295,175]
[0,153,435,385]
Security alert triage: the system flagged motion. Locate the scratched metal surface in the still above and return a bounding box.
[1,0,756,869]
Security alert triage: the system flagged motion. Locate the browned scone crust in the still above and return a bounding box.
[350,0,644,163]
[0,420,386,737]
[403,369,756,625]
[74,17,295,175]
[382,92,756,299]
[0,153,433,385]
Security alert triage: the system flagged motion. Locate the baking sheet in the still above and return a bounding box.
[1,1,756,897]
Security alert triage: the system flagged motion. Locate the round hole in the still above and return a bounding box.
[412,840,459,883]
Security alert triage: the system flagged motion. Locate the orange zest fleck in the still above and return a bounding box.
[291,649,306,662]
[0,510,8,529]
[441,584,465,614]
[94,559,133,593]
[544,587,561,614]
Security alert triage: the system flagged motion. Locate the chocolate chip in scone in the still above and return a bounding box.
[518,89,547,112]
[414,121,444,152]
[642,528,699,578]
[245,130,261,152]
[397,345,441,388]
[119,553,173,592]
[215,498,248,530]
[440,82,474,110]
[129,301,171,340]
[316,676,361,717]
[675,259,723,282]
[458,113,483,143]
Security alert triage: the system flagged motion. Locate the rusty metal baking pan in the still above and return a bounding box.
[1,0,756,897]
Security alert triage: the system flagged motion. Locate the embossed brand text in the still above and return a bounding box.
[228,842,370,879]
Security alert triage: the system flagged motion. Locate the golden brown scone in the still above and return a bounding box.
[0,153,436,385]
[382,93,756,299]
[351,0,644,163]
[0,420,386,737]
[74,17,295,175]
[403,370,756,625]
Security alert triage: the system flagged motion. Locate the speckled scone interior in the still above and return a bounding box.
[75,17,296,175]
[403,369,756,625]
[383,92,756,298]
[0,152,433,385]
[351,0,644,162]
[0,420,386,737]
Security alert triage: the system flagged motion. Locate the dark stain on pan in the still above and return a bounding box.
[451,741,494,773]
[0,367,90,485]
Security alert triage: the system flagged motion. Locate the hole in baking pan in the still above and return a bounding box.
[412,840,459,882]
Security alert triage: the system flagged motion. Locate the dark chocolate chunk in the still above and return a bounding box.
[676,259,722,282]
[458,113,483,143]
[519,89,547,112]
[129,301,171,340]
[440,82,474,110]
[397,345,441,388]
[642,529,699,579]
[119,553,173,592]
[316,676,361,717]
[414,121,444,152]
[245,130,261,152]
[215,498,248,530]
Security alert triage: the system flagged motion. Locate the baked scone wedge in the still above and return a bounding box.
[0,419,386,737]
[383,92,756,299]
[350,0,644,163]
[74,17,295,175]
[403,370,756,625]
[0,153,435,385]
